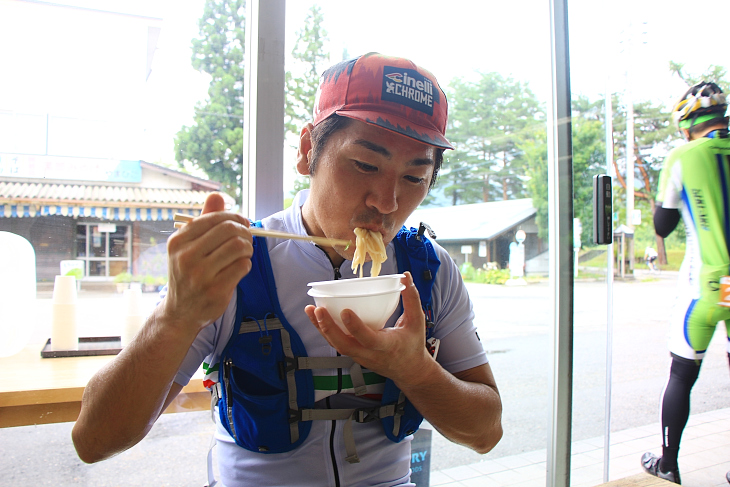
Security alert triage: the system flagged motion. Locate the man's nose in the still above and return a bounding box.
[365,179,398,215]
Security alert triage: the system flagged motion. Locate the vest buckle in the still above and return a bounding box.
[354,407,380,423]
[288,408,302,424]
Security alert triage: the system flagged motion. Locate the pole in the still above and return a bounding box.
[603,79,615,484]
[547,0,574,484]
[242,0,285,220]
[625,22,635,273]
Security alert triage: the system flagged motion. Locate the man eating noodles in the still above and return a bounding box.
[72,52,503,487]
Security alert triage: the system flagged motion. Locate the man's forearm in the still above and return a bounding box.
[72,305,198,463]
[397,360,502,454]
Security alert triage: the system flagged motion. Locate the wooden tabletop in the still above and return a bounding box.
[592,472,678,486]
[0,338,208,428]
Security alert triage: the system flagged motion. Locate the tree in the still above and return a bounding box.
[444,73,544,205]
[569,92,676,264]
[521,130,548,240]
[571,96,607,246]
[285,5,329,139]
[174,0,246,200]
[670,62,729,93]
[284,5,330,196]
[521,96,607,245]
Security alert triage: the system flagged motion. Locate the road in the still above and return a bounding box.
[430,272,730,469]
[3,273,730,484]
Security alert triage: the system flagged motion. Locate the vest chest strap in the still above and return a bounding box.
[292,399,405,464]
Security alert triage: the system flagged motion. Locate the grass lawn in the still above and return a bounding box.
[579,248,685,272]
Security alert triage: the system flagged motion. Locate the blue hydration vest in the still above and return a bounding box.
[215,224,440,463]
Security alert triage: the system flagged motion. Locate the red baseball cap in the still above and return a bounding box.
[313,52,453,149]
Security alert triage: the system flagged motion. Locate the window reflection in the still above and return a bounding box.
[74,223,130,277]
[89,260,107,277]
[75,224,86,258]
[109,225,128,258]
[90,225,106,258]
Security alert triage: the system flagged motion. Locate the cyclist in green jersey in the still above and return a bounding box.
[641,81,730,484]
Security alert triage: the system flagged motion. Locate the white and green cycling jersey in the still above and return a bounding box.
[657,134,730,358]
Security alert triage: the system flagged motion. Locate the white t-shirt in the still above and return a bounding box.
[173,190,487,487]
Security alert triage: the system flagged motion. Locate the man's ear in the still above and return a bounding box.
[296,123,314,176]
[681,128,692,141]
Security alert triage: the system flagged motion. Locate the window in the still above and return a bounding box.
[2,1,729,486]
[75,223,131,278]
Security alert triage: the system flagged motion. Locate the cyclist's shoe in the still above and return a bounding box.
[726,470,730,484]
[641,452,681,484]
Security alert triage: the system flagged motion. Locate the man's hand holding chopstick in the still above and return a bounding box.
[72,192,254,463]
[163,192,254,334]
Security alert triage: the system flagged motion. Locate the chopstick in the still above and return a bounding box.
[173,213,352,249]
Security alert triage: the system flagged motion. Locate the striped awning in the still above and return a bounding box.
[0,204,198,221]
[0,181,236,221]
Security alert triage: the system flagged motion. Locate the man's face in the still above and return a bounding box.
[298,119,437,264]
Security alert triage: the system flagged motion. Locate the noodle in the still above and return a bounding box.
[351,228,387,278]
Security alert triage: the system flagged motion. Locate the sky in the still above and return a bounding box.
[1,0,729,191]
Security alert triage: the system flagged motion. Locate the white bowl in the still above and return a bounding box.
[307,274,405,297]
[307,284,405,334]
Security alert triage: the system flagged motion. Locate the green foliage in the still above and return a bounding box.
[476,267,511,285]
[610,93,674,205]
[444,73,544,205]
[580,246,686,272]
[113,272,132,284]
[521,90,676,245]
[521,130,548,240]
[285,5,328,138]
[460,261,476,280]
[64,268,83,279]
[291,167,312,196]
[572,96,608,246]
[631,198,685,249]
[284,5,329,196]
[670,62,730,93]
[460,262,511,284]
[174,0,246,200]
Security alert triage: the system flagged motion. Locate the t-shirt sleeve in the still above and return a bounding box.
[656,150,683,209]
[661,161,684,210]
[173,294,238,387]
[429,243,487,374]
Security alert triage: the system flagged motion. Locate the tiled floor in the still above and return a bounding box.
[429,407,730,487]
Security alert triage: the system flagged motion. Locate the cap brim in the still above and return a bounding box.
[336,110,453,150]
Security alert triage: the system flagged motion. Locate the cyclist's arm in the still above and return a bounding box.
[654,202,680,238]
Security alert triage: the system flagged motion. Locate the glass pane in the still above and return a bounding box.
[75,224,87,257]
[109,225,129,258]
[47,115,113,159]
[88,260,106,277]
[109,260,128,276]
[89,225,106,258]
[568,1,730,485]
[0,112,47,154]
[0,1,209,484]
[284,1,552,485]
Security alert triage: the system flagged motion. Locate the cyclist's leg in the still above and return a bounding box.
[659,353,701,473]
[655,297,721,473]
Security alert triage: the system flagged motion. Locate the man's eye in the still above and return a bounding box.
[405,175,426,184]
[354,161,377,172]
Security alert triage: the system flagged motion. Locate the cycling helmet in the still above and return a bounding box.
[672,81,727,129]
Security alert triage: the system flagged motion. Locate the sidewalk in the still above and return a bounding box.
[430,407,730,487]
